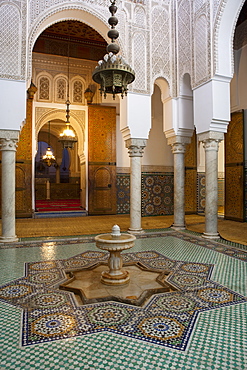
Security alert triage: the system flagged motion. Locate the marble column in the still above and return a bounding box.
[0,130,19,243]
[125,138,147,234]
[168,136,191,230]
[198,131,224,239]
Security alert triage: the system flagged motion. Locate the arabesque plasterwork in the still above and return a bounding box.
[0,1,244,95]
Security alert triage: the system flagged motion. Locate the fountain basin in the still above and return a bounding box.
[95,226,136,285]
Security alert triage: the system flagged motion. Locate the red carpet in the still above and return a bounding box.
[36,199,82,212]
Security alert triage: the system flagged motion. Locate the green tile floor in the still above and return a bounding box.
[0,232,246,369]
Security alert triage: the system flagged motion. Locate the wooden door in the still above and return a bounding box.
[88,105,117,215]
[225,111,244,221]
[185,130,197,214]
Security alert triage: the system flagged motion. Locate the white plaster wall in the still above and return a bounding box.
[143,85,173,166]
[120,93,151,139]
[0,79,26,131]
[231,46,247,112]
[194,78,230,135]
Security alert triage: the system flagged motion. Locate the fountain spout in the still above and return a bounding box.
[111,224,121,239]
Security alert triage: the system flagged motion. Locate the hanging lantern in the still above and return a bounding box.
[41,121,56,167]
[92,0,135,99]
[42,146,56,167]
[59,100,77,149]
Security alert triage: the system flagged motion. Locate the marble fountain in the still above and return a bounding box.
[59,225,173,306]
[95,225,136,285]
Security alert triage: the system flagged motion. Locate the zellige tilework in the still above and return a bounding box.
[0,232,247,370]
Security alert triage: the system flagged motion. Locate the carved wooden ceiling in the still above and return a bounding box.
[41,21,106,46]
[33,20,107,61]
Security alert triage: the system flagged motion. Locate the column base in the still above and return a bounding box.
[202,232,220,240]
[171,224,186,231]
[0,236,19,243]
[128,228,144,235]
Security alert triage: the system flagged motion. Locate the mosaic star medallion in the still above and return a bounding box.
[0,250,245,351]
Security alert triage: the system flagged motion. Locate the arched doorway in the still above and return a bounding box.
[30,20,108,216]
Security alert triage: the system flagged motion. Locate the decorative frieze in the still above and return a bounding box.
[0,0,238,103]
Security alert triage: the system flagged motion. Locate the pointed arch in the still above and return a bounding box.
[215,0,245,78]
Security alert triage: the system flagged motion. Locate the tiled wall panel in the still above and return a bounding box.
[117,172,174,216]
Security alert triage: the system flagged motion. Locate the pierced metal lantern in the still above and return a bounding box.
[42,147,56,167]
[92,0,135,99]
[59,100,77,149]
[41,121,56,167]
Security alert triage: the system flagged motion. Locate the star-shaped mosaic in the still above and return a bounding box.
[0,250,245,351]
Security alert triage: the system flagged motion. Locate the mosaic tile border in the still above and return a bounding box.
[1,229,247,263]
[0,249,245,351]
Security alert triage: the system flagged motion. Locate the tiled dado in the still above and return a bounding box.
[117,172,174,216]
[116,173,130,214]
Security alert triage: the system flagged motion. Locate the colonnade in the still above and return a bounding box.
[0,127,225,242]
[123,130,223,237]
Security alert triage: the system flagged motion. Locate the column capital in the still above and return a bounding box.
[198,131,224,152]
[167,135,191,154]
[125,138,147,157]
[0,130,19,151]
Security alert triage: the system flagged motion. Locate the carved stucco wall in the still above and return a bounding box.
[151,2,172,94]
[0,0,27,80]
[0,1,245,94]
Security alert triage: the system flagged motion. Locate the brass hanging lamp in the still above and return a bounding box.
[92,0,135,99]
[42,121,56,167]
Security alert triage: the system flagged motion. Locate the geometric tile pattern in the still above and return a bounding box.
[0,233,247,370]
[116,172,174,216]
[141,173,174,216]
[0,249,245,350]
[197,172,206,213]
[116,174,130,214]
